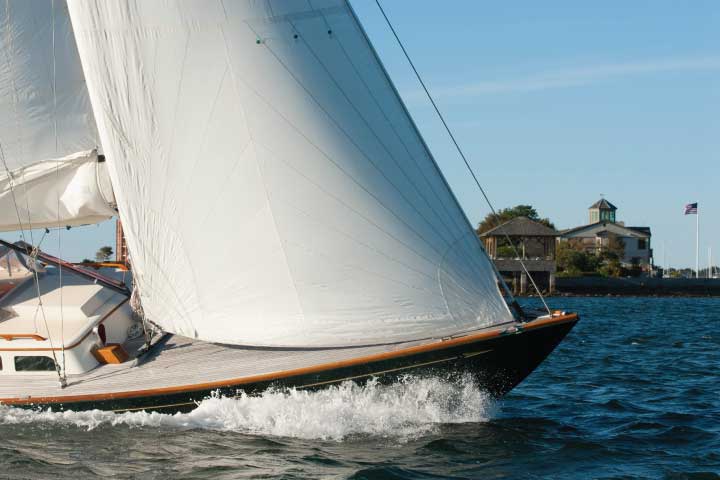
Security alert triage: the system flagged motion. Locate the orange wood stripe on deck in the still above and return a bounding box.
[523,313,579,331]
[73,262,129,271]
[0,334,47,341]
[0,313,578,406]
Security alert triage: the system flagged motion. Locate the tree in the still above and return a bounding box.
[476,204,555,235]
[599,233,625,262]
[95,246,114,262]
[556,239,601,276]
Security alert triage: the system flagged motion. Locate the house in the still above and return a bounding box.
[480,216,559,294]
[560,199,653,271]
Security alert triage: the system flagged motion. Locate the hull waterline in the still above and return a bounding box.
[1,314,578,413]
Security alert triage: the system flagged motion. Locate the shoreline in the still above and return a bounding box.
[521,293,720,298]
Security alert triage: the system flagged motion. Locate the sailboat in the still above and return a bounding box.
[0,0,578,413]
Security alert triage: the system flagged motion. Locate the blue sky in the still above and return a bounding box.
[354,0,719,269]
[10,1,718,269]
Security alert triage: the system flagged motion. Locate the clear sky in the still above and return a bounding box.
[9,1,718,269]
[353,0,719,270]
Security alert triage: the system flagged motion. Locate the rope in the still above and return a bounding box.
[373,0,551,316]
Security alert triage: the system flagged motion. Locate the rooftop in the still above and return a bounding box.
[560,221,651,237]
[589,198,617,210]
[480,216,559,238]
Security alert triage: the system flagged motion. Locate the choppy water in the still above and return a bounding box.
[0,297,718,479]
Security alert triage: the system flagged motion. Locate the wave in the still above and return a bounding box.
[0,375,493,441]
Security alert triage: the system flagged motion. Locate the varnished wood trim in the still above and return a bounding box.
[0,334,46,341]
[73,262,129,271]
[523,313,578,331]
[0,312,578,406]
[0,299,129,352]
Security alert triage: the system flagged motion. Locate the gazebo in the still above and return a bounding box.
[480,217,559,294]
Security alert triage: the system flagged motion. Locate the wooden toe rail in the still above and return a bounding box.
[0,333,47,341]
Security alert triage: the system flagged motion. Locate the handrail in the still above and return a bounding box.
[0,333,47,341]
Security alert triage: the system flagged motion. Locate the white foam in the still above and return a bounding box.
[0,375,493,440]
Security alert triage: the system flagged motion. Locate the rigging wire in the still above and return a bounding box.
[50,0,68,385]
[0,0,65,386]
[373,0,551,316]
[314,7,498,294]
[283,17,492,294]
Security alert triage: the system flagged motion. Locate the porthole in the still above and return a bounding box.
[14,356,56,372]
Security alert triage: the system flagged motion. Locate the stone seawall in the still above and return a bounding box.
[554,277,720,296]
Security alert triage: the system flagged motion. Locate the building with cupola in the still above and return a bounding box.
[588,198,617,223]
[560,198,653,271]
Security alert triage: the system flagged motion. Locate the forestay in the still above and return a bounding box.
[68,0,513,347]
[0,0,115,231]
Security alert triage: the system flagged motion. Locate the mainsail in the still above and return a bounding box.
[68,0,514,347]
[0,0,115,232]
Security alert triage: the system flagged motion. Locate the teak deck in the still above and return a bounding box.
[0,313,579,412]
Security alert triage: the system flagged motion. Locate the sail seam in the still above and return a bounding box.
[371,0,549,316]
[251,20,493,306]
[218,9,308,327]
[258,37,455,263]
[247,136,445,292]
[290,15,458,251]
[175,64,229,215]
[157,32,191,231]
[302,12,494,295]
[246,28,498,305]
[220,18,492,313]
[346,0,516,321]
[308,0,479,255]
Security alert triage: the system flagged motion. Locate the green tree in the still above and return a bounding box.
[598,233,625,262]
[556,239,604,276]
[476,204,555,235]
[95,246,114,262]
[557,235,631,278]
[599,259,623,277]
[556,240,586,276]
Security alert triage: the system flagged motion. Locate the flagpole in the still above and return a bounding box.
[696,208,699,279]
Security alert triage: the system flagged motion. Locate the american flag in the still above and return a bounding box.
[684,202,698,215]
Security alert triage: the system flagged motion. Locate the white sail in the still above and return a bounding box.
[0,149,114,231]
[68,0,514,347]
[0,0,115,231]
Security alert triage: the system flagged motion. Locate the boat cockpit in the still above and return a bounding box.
[0,247,141,377]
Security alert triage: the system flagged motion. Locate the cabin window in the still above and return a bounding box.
[14,356,56,372]
[638,238,647,250]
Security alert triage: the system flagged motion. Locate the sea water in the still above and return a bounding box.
[0,297,717,479]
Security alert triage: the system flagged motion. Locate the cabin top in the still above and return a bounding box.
[0,262,137,376]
